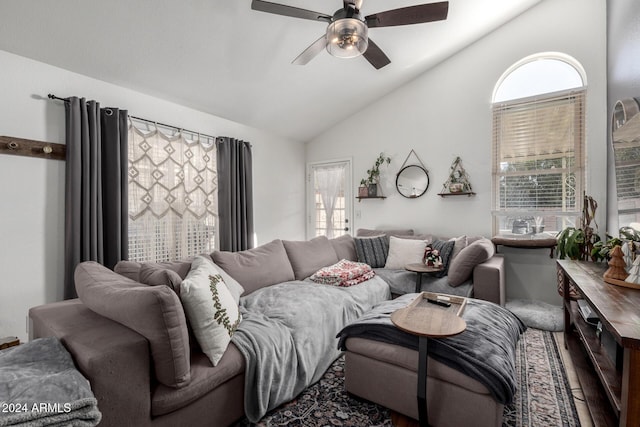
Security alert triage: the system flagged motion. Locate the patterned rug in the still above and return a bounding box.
[237,329,581,427]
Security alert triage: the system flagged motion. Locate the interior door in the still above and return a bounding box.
[307,159,352,239]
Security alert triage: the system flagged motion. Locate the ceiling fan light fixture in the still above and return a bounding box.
[326,18,368,59]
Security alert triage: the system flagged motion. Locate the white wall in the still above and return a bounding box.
[306,0,607,305]
[0,50,305,342]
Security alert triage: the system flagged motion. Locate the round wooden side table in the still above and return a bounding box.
[405,263,444,293]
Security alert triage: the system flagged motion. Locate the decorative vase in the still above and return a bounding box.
[367,184,378,197]
[358,186,368,198]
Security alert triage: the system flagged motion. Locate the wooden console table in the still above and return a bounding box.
[557,260,640,427]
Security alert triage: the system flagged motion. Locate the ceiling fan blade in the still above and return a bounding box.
[366,1,449,28]
[292,35,328,65]
[362,38,391,69]
[251,0,332,22]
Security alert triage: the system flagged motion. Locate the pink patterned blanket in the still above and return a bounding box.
[309,260,375,287]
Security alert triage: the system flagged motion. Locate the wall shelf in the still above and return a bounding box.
[356,196,387,202]
[437,192,476,197]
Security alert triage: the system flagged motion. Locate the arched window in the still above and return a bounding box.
[491,53,587,235]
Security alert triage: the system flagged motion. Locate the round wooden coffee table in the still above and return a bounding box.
[405,263,444,293]
[391,293,467,427]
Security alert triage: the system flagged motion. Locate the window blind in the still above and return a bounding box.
[491,89,586,233]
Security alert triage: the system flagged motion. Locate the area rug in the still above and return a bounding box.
[237,328,580,427]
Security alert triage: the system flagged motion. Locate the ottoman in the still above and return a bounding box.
[343,337,504,427]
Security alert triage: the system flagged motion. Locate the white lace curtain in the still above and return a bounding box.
[128,124,218,262]
[315,164,345,239]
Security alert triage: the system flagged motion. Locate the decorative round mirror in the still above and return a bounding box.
[396,165,430,198]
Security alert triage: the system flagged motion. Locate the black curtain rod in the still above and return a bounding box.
[47,93,218,141]
[129,116,217,141]
[48,94,69,102]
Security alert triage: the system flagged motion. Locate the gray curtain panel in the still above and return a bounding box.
[216,137,254,252]
[64,97,128,299]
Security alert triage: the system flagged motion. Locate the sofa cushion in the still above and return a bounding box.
[356,228,414,238]
[344,337,488,394]
[120,259,193,280]
[140,263,183,294]
[429,239,456,277]
[75,261,190,388]
[116,257,245,303]
[330,234,358,261]
[354,235,389,268]
[113,260,142,282]
[180,256,241,366]
[151,343,245,416]
[283,236,340,280]
[212,239,295,295]
[449,235,468,261]
[448,238,495,287]
[384,236,428,269]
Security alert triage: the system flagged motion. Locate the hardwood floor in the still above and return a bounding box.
[390,411,419,427]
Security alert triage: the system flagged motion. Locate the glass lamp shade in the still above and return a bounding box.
[326,18,368,59]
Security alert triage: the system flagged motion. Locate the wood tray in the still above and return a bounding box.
[603,276,640,290]
[390,292,467,337]
[416,291,467,315]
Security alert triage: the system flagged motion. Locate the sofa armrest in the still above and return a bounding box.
[472,255,505,306]
[29,299,153,427]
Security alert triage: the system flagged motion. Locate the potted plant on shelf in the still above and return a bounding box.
[361,152,391,198]
[358,180,369,198]
[443,156,472,193]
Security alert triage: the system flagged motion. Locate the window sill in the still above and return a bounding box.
[491,233,557,258]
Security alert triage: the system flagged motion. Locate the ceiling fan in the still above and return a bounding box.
[251,0,449,69]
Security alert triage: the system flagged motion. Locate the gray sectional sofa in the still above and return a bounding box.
[28,230,505,426]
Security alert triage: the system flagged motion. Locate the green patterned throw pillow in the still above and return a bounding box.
[180,255,242,366]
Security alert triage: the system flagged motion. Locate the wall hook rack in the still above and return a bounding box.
[0,136,65,161]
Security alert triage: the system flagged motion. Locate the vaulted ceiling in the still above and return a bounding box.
[0,0,541,141]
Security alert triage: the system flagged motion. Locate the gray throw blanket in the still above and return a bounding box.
[0,337,101,427]
[232,277,390,422]
[337,294,526,405]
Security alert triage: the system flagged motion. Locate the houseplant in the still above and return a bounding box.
[361,152,391,197]
[590,235,623,262]
[556,195,600,261]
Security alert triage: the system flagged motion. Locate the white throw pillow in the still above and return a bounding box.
[384,236,428,269]
[210,259,244,303]
[180,255,242,366]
